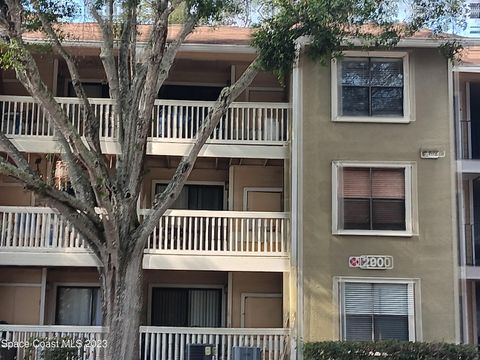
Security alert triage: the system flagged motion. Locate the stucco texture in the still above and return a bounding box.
[300,48,458,342]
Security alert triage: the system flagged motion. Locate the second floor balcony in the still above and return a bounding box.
[0,206,290,272]
[0,96,290,159]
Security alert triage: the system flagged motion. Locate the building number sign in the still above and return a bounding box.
[349,255,394,270]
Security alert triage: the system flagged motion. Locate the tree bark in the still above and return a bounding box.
[101,249,144,360]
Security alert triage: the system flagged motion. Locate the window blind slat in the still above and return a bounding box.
[345,315,373,341]
[372,169,405,199]
[343,282,414,341]
[341,58,369,86]
[372,200,406,230]
[374,316,409,341]
[373,284,409,315]
[343,168,371,198]
[344,283,374,314]
[343,199,370,229]
[340,167,406,231]
[370,58,403,87]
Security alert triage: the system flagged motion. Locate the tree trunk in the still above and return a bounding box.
[102,253,144,360]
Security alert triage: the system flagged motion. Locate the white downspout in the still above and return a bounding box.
[291,38,305,360]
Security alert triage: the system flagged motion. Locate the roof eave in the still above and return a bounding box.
[23,38,256,54]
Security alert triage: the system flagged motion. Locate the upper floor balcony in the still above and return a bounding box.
[0,96,290,159]
[0,206,290,272]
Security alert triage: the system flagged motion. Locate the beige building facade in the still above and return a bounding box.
[292,45,460,344]
[0,25,292,360]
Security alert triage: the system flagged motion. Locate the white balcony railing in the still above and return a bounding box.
[0,96,290,144]
[0,206,85,250]
[0,325,105,360]
[0,207,290,256]
[0,325,290,360]
[140,326,289,360]
[139,209,289,255]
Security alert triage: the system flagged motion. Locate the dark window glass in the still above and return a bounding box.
[158,85,223,101]
[343,199,370,229]
[345,315,373,341]
[56,287,102,326]
[339,58,404,117]
[155,184,224,210]
[151,288,222,327]
[341,87,369,116]
[374,315,409,341]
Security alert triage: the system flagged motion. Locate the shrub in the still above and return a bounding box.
[23,337,82,360]
[303,341,479,360]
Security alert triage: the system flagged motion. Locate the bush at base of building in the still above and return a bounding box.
[303,341,479,360]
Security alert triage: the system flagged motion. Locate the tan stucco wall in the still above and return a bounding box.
[140,163,228,207]
[300,48,458,342]
[0,267,42,325]
[231,272,283,327]
[229,165,284,211]
[44,268,100,324]
[16,268,284,328]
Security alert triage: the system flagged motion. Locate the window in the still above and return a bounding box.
[332,162,413,236]
[154,183,224,210]
[55,286,102,326]
[151,287,223,327]
[332,52,410,123]
[339,280,416,341]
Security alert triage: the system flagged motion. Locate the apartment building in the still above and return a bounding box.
[0,21,473,359]
[0,24,293,360]
[291,39,460,344]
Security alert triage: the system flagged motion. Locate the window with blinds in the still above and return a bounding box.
[342,282,415,341]
[338,57,404,117]
[340,167,406,231]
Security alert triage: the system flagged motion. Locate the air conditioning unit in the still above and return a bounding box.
[232,346,262,360]
[185,344,217,360]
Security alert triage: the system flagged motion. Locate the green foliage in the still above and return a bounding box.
[23,0,77,31]
[136,0,245,24]
[252,0,467,81]
[0,40,27,71]
[439,40,464,61]
[303,341,479,360]
[23,337,82,360]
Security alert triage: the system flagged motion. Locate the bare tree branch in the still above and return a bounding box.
[132,61,259,256]
[56,136,97,207]
[124,12,198,205]
[89,5,120,103]
[35,11,103,156]
[0,156,99,223]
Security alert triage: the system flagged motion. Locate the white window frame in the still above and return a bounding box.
[331,51,411,123]
[334,277,419,342]
[332,161,414,237]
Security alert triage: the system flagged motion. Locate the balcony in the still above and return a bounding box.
[458,120,480,173]
[0,325,290,360]
[0,96,290,159]
[0,207,290,271]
